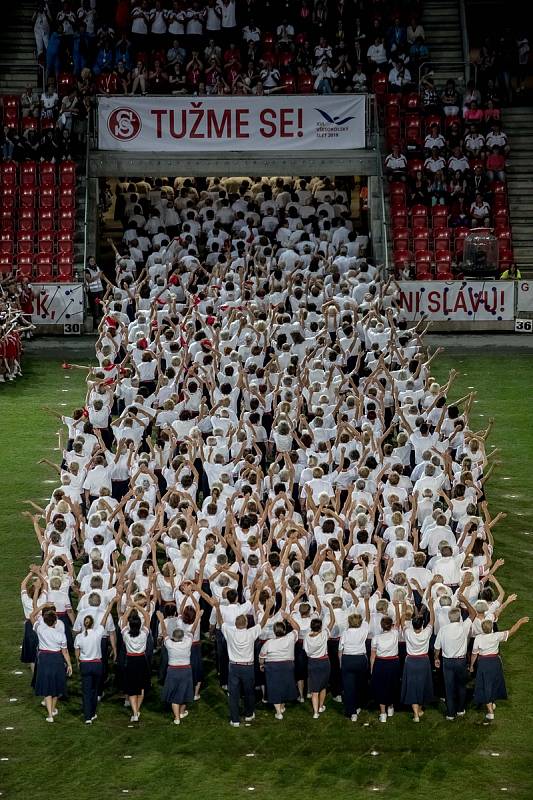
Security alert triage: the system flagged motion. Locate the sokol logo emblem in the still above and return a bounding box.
[107,108,142,141]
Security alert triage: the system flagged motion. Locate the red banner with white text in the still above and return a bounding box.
[97,95,366,152]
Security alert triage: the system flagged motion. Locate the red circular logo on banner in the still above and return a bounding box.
[107,108,142,141]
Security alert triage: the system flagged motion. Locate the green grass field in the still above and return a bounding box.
[1,342,532,800]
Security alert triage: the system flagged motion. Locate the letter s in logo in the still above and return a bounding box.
[107,108,142,141]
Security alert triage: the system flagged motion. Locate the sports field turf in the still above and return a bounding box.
[0,341,532,800]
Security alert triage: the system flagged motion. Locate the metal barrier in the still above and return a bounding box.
[418,60,478,88]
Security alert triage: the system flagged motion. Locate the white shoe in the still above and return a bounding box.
[41,700,46,707]
[45,716,54,723]
[244,714,255,722]
[387,706,394,717]
[130,714,139,722]
[413,716,420,723]
[275,712,283,720]
[379,713,387,723]
[124,699,131,708]
[456,710,466,717]
[85,719,92,725]
[297,696,305,704]
[318,705,326,713]
[180,710,189,719]
[333,695,342,702]
[229,721,240,727]
[313,712,320,719]
[446,716,455,721]
[485,713,495,721]
[350,714,358,723]
[173,718,181,725]
[306,692,312,699]
[194,694,201,701]
[91,715,98,721]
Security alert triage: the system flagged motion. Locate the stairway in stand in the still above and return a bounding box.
[421,0,465,88]
[0,1,41,94]
[503,106,533,275]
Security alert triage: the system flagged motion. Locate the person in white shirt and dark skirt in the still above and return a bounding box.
[400,596,435,722]
[259,611,299,720]
[303,603,335,719]
[31,605,73,723]
[157,602,201,724]
[120,603,152,722]
[74,601,114,724]
[470,616,528,721]
[370,611,401,723]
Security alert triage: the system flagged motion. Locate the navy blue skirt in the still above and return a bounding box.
[308,657,330,693]
[21,619,38,664]
[191,641,203,686]
[295,640,308,681]
[474,656,507,704]
[401,655,434,705]
[34,651,67,697]
[161,665,194,705]
[371,657,401,706]
[123,654,151,696]
[265,661,298,704]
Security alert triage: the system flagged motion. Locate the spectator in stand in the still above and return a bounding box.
[313,61,337,94]
[470,193,491,227]
[131,61,148,95]
[516,34,530,94]
[406,17,425,45]
[21,86,40,119]
[46,23,64,78]
[367,36,387,70]
[447,146,470,176]
[441,79,461,117]
[464,126,485,159]
[424,147,446,176]
[464,100,484,125]
[385,145,408,182]
[486,146,506,182]
[424,124,446,155]
[388,61,411,91]
[486,122,510,156]
[130,1,150,54]
[33,1,52,60]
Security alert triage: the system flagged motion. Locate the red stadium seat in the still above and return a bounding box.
[499,249,514,268]
[393,249,412,274]
[38,231,54,254]
[0,255,12,274]
[59,186,75,208]
[372,71,388,96]
[19,209,34,232]
[40,187,55,208]
[57,254,73,280]
[57,72,77,96]
[297,73,314,93]
[59,161,76,185]
[0,161,17,186]
[17,231,34,255]
[435,228,451,251]
[393,227,410,249]
[38,209,54,231]
[424,113,442,132]
[414,232,430,252]
[20,187,36,208]
[16,256,33,278]
[407,157,424,177]
[59,210,75,232]
[58,234,73,255]
[404,92,420,110]
[39,162,56,186]
[282,75,296,92]
[20,162,37,186]
[391,209,408,229]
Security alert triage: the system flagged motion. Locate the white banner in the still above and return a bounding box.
[517,280,533,313]
[31,283,84,326]
[396,281,515,321]
[97,95,366,152]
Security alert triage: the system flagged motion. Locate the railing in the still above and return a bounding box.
[372,94,390,275]
[81,109,93,279]
[459,0,472,83]
[418,60,478,88]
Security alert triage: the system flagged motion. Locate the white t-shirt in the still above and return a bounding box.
[339,622,369,655]
[259,630,297,661]
[74,624,105,661]
[222,622,261,662]
[472,630,508,656]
